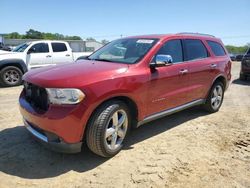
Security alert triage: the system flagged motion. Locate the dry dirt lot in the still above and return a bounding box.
[0,62,249,188]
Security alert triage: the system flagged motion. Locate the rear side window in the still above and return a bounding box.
[183,39,208,61]
[207,41,226,56]
[156,39,183,63]
[30,43,49,53]
[52,43,67,52]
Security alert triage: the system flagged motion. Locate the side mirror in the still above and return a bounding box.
[27,48,35,54]
[150,54,173,68]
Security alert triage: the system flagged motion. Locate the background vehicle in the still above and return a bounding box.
[0,42,11,51]
[229,53,236,61]
[240,48,250,80]
[236,54,244,61]
[0,40,91,86]
[19,33,231,157]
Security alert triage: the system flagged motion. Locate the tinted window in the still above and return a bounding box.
[30,43,49,53]
[52,43,67,52]
[184,39,208,61]
[157,40,183,63]
[207,41,226,56]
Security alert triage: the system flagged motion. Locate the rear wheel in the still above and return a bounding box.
[0,66,23,87]
[203,82,224,113]
[86,100,131,157]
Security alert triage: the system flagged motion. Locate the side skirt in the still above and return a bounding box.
[137,99,205,127]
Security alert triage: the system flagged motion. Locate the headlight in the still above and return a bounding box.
[46,88,85,105]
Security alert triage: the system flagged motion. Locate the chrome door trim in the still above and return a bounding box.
[137,99,205,127]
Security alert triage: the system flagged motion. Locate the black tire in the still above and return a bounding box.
[0,66,23,87]
[203,82,224,113]
[239,73,246,81]
[86,100,131,157]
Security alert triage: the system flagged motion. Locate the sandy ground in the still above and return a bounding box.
[0,62,249,188]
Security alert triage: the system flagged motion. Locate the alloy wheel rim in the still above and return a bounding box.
[211,85,223,110]
[105,109,128,151]
[4,70,20,84]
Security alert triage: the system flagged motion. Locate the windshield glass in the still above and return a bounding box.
[12,43,30,52]
[88,38,158,64]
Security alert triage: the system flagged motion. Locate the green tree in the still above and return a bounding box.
[24,29,43,39]
[225,45,249,54]
[5,32,22,39]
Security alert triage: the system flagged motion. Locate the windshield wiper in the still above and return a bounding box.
[90,58,113,62]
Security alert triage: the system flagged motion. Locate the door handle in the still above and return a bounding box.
[66,54,70,57]
[46,55,52,58]
[210,64,217,68]
[179,69,188,74]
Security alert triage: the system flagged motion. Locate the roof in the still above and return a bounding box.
[125,32,218,40]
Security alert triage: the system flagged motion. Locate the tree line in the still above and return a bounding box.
[3,29,110,44]
[225,44,249,55]
[4,29,82,40]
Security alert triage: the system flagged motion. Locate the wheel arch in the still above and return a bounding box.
[212,75,227,89]
[82,95,139,141]
[0,59,28,73]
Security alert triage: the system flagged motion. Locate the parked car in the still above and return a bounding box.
[229,53,236,61]
[19,33,231,157]
[240,48,250,80]
[0,40,91,86]
[0,42,11,51]
[236,54,244,61]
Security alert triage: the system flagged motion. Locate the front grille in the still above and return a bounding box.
[24,82,49,112]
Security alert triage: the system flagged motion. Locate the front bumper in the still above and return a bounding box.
[24,119,82,153]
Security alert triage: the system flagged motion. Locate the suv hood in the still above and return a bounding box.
[23,60,129,88]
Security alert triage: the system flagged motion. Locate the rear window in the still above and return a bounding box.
[183,39,208,61]
[52,43,67,52]
[207,41,226,56]
[247,48,250,55]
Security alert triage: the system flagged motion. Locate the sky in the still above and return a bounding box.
[1,0,250,46]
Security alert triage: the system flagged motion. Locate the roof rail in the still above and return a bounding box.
[177,32,215,37]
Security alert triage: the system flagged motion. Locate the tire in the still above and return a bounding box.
[86,100,131,157]
[0,66,23,87]
[203,82,224,113]
[239,73,246,81]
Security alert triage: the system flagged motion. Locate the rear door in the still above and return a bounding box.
[51,42,73,64]
[183,39,218,101]
[146,39,190,116]
[26,42,53,69]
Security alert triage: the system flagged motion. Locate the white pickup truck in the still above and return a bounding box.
[0,40,92,86]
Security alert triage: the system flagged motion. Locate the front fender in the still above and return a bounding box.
[0,59,28,73]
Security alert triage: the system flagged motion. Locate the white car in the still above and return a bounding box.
[0,40,91,87]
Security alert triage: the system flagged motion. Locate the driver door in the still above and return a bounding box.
[26,42,53,69]
[146,39,190,116]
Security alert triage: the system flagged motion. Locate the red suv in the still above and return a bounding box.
[19,33,231,157]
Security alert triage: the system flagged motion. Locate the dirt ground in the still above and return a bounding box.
[0,62,249,188]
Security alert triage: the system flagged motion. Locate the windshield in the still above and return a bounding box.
[88,38,158,64]
[12,43,30,52]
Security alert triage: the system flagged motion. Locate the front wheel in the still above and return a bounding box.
[203,82,224,113]
[86,101,131,157]
[0,66,23,87]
